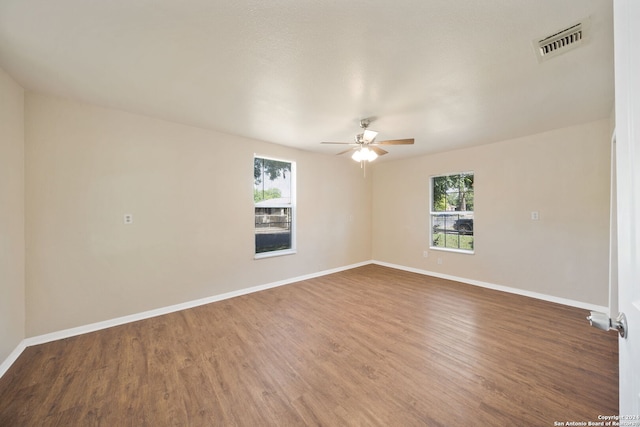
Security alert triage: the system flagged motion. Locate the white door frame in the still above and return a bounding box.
[614,0,640,416]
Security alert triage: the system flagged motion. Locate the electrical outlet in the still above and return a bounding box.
[531,211,539,221]
[423,251,429,258]
[437,258,443,265]
[124,214,133,224]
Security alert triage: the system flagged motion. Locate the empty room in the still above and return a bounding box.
[2,0,639,425]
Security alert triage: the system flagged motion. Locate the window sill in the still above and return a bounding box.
[254,249,297,260]
[429,246,474,255]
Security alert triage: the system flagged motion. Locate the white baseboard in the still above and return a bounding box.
[0,339,27,379]
[22,260,371,348]
[1,258,607,380]
[372,260,609,313]
[0,260,370,379]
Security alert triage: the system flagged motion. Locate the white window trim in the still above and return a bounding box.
[254,248,297,260]
[253,155,296,259]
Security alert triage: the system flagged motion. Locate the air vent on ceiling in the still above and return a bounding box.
[534,19,588,62]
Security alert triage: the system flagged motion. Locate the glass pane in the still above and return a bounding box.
[447,191,461,211]
[431,214,446,247]
[432,172,474,213]
[432,176,448,212]
[431,213,474,251]
[254,158,291,204]
[255,207,292,253]
[459,173,474,211]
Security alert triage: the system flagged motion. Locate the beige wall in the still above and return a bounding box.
[25,93,371,336]
[18,90,612,338]
[372,119,611,306]
[0,68,25,362]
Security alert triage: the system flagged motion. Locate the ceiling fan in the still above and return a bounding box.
[321,118,414,162]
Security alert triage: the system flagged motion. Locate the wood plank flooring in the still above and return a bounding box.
[0,265,618,426]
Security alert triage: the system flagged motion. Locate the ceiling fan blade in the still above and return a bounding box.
[374,138,414,145]
[336,147,359,155]
[369,146,388,156]
[363,129,378,143]
[321,141,356,145]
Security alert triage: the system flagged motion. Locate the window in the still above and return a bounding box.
[430,172,474,253]
[254,156,296,257]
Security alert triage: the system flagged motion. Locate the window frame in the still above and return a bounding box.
[429,171,475,254]
[253,155,297,259]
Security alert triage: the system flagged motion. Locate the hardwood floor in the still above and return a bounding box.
[0,265,618,426]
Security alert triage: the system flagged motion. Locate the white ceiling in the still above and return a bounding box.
[0,0,614,161]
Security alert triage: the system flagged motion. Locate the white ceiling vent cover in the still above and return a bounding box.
[534,19,589,62]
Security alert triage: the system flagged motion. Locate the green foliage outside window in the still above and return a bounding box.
[254,188,281,203]
[432,173,474,212]
[254,158,291,185]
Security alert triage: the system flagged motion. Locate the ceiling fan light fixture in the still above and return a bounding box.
[352,147,378,162]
